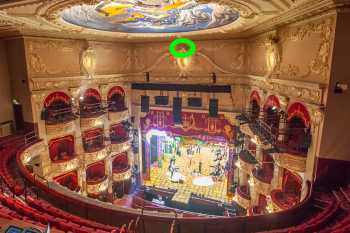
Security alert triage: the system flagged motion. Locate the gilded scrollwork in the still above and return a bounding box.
[276,16,335,82]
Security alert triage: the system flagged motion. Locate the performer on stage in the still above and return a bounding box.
[168,156,176,179]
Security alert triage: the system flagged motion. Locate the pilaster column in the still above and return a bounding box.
[271,165,284,190]
[277,96,289,142]
[31,93,47,142]
[105,155,114,201]
[250,182,259,206]
[256,143,263,164]
[78,165,87,195]
[239,170,248,186]
[35,143,51,179]
[304,108,324,185]
[103,114,110,141]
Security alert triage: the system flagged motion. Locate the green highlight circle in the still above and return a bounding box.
[169,38,197,58]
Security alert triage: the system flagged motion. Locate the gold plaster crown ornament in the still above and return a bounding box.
[81,46,97,78]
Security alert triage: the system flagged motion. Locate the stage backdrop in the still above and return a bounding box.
[141,110,236,143]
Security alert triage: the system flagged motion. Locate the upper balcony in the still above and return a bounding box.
[238,109,311,174]
[42,91,77,126]
[43,107,76,125]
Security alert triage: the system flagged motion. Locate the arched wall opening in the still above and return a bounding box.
[108,86,126,112]
[43,91,74,124]
[250,91,261,120]
[263,95,281,131]
[285,102,312,155]
[79,88,103,117]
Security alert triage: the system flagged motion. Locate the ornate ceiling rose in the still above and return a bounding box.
[60,0,240,33]
[38,0,249,38]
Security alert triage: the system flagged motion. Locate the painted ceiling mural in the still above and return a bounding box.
[61,0,240,33]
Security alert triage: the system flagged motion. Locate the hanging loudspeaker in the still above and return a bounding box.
[209,99,218,117]
[141,96,149,113]
[173,97,182,124]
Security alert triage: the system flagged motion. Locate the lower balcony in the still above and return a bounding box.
[252,168,273,196]
[113,166,132,182]
[238,150,258,174]
[86,175,109,195]
[271,189,300,211]
[236,185,251,209]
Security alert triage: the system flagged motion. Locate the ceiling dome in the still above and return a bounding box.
[61,0,239,33]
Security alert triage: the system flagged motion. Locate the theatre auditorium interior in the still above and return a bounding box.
[0,0,350,233]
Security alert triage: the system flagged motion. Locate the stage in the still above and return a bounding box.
[144,142,231,204]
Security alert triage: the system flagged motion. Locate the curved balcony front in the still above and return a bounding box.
[270,189,300,211]
[110,139,131,154]
[46,120,76,139]
[113,166,132,183]
[108,109,129,125]
[49,156,80,179]
[238,150,258,175]
[80,114,105,131]
[236,185,251,209]
[86,175,109,195]
[83,146,109,166]
[272,152,306,173]
[252,168,272,196]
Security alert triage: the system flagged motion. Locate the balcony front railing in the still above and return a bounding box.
[79,102,106,118]
[43,107,76,125]
[83,134,105,153]
[239,110,310,155]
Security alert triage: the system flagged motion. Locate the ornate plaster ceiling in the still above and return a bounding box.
[62,1,240,33]
[0,0,348,41]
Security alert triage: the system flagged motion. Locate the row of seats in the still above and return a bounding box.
[26,195,116,232]
[259,187,350,233]
[0,137,136,233]
[0,142,25,196]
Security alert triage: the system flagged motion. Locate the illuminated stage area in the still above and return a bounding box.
[144,135,230,204]
[139,110,238,215]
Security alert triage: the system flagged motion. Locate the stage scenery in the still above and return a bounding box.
[139,110,241,216]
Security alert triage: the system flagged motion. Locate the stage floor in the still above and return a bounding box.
[144,145,230,204]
